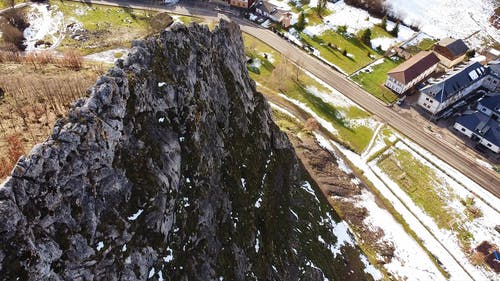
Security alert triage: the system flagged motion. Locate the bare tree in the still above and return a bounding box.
[272,55,291,91]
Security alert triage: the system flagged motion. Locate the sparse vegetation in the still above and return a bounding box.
[0,134,24,179]
[378,149,457,230]
[0,61,105,180]
[55,1,159,54]
[377,148,477,251]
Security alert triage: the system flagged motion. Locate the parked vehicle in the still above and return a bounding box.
[396,96,406,106]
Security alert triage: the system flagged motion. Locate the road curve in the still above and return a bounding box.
[65,0,500,199]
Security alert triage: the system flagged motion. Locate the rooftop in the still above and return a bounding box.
[387,51,439,84]
[435,37,469,58]
[479,94,500,115]
[420,62,488,102]
[456,112,500,147]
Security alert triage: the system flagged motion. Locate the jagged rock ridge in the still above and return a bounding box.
[0,21,372,280]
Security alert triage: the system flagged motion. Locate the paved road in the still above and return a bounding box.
[65,0,500,198]
[237,24,500,198]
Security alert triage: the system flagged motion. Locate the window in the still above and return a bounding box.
[461,128,466,132]
[487,143,492,147]
[430,100,433,103]
[423,103,427,107]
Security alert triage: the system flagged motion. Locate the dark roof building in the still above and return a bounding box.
[454,112,500,153]
[433,38,469,68]
[228,0,256,9]
[434,38,469,60]
[251,1,291,27]
[478,94,500,119]
[421,62,487,103]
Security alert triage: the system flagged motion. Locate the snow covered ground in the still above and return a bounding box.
[383,0,499,49]
[23,4,65,51]
[314,133,447,280]
[367,134,500,280]
[302,1,416,43]
[84,48,129,63]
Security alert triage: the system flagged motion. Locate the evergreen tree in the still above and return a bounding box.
[361,28,372,45]
[380,15,387,30]
[316,0,327,18]
[295,12,306,31]
[391,21,400,37]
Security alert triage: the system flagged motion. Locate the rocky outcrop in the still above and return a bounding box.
[0,21,372,280]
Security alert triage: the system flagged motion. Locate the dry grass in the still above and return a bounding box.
[0,50,84,70]
[0,61,106,180]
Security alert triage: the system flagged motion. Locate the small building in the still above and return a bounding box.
[384,51,439,95]
[417,62,488,115]
[433,38,469,68]
[227,0,255,9]
[478,95,500,120]
[252,1,292,28]
[485,61,500,91]
[453,110,500,153]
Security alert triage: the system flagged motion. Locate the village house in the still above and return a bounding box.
[417,62,500,116]
[433,37,469,68]
[384,51,439,95]
[251,1,292,28]
[453,95,500,153]
[477,94,500,120]
[227,0,255,9]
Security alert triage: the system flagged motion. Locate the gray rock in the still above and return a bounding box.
[0,20,372,281]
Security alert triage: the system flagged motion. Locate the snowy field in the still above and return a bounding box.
[367,134,500,281]
[302,0,416,50]
[383,0,499,48]
[84,48,129,63]
[314,133,447,280]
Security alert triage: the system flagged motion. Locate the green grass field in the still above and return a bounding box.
[351,58,401,103]
[301,30,380,74]
[55,0,156,54]
[243,33,374,153]
[0,0,24,9]
[404,38,438,54]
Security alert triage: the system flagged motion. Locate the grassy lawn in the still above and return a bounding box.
[301,30,380,74]
[305,7,332,25]
[351,58,401,103]
[54,0,159,54]
[369,25,394,38]
[404,38,437,54]
[176,15,204,25]
[243,34,374,153]
[0,0,24,9]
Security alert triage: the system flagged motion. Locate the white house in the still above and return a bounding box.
[417,62,490,115]
[385,51,439,95]
[454,111,500,153]
[477,95,500,120]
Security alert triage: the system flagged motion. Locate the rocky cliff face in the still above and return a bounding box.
[0,21,372,280]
